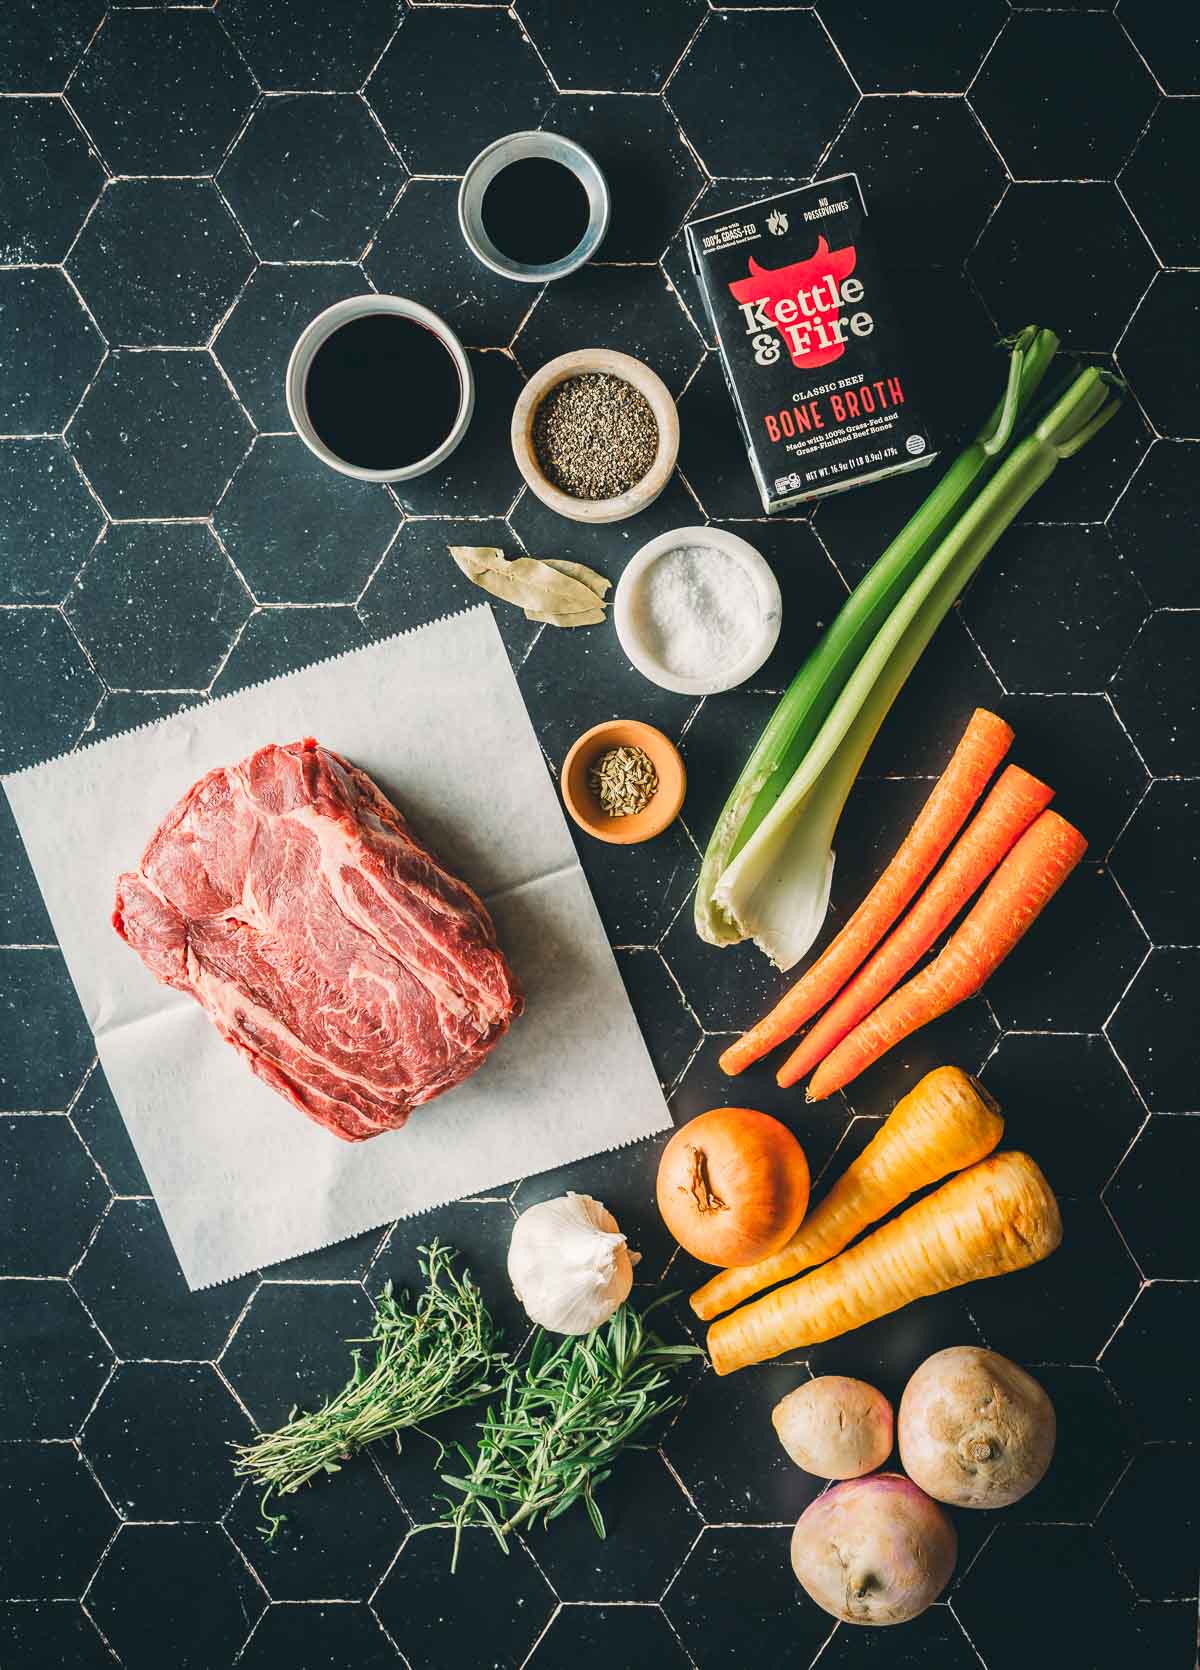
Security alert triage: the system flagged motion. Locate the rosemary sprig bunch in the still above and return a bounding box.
[232,1241,506,1537]
[436,1298,700,1570]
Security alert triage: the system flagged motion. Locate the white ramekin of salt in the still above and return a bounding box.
[614,526,782,696]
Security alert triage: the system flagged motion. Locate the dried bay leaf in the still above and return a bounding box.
[448,546,609,629]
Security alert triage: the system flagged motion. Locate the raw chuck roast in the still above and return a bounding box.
[113,740,522,1141]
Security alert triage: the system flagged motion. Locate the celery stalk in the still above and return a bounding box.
[694,326,1060,946]
[713,366,1121,969]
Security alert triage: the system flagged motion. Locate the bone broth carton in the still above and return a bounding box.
[685,175,935,512]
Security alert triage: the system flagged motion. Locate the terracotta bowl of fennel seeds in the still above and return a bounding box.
[511,349,679,525]
[561,720,686,845]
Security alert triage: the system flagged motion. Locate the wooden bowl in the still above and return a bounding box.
[561,720,686,845]
[511,349,680,525]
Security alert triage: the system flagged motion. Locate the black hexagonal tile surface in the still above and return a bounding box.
[1112,783,1200,946]
[67,522,252,689]
[1111,612,1200,779]
[994,693,1148,857]
[530,1604,691,1670]
[0,1601,113,1669]
[1111,443,1200,610]
[82,690,202,747]
[970,12,1155,181]
[0,794,52,944]
[220,1281,373,1430]
[1011,1364,1134,1524]
[68,10,256,175]
[820,0,1005,92]
[378,1198,527,1350]
[69,350,251,519]
[366,8,556,175]
[1117,0,1200,95]
[211,604,368,695]
[0,267,104,436]
[515,264,702,397]
[87,1522,265,1670]
[817,1607,982,1669]
[667,10,855,179]
[0,1,103,93]
[220,94,404,263]
[215,434,400,604]
[518,0,703,93]
[0,948,96,1109]
[67,179,254,349]
[0,96,103,264]
[1106,1115,1200,1277]
[0,1442,114,1600]
[0,438,101,604]
[212,261,369,432]
[221,0,400,93]
[228,1459,405,1600]
[239,1602,402,1669]
[0,609,101,774]
[0,1114,108,1276]
[1100,1445,1200,1601]
[1118,272,1200,440]
[1119,100,1200,269]
[1101,1282,1199,1442]
[676,353,786,521]
[664,1527,828,1669]
[616,947,701,1089]
[0,1280,111,1440]
[390,349,524,517]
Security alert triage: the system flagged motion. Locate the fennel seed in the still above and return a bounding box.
[589,745,658,818]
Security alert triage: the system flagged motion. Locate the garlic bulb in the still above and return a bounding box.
[508,1192,639,1335]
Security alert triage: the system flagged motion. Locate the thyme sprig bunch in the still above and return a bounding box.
[232,1241,505,1538]
[436,1298,700,1570]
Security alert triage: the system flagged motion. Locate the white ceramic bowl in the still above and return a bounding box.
[614,526,783,696]
[285,294,474,483]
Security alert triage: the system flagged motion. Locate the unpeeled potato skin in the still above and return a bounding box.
[790,1472,956,1626]
[773,1376,894,1480]
[898,1346,1055,1509]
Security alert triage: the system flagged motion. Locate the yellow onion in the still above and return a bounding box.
[656,1107,809,1267]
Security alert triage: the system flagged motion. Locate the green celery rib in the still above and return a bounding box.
[693,325,1060,946]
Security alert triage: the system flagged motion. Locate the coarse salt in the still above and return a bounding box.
[632,545,760,680]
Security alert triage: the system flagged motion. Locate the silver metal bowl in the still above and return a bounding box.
[458,131,610,284]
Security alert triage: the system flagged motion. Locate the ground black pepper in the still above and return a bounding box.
[533,373,659,500]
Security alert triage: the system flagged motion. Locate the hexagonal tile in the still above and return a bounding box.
[1111,613,1200,778]
[69,350,251,519]
[80,690,202,748]
[0,1114,108,1275]
[889,265,1002,454]
[1120,101,1200,268]
[1106,1115,1200,1275]
[956,1525,1141,1667]
[0,97,103,265]
[545,95,702,263]
[657,917,789,1045]
[215,435,400,604]
[67,179,254,349]
[995,693,1148,855]
[69,1064,147,1197]
[0,608,101,773]
[357,516,532,661]
[970,13,1155,180]
[365,181,537,351]
[1101,1282,1199,1442]
[373,1526,555,1669]
[517,0,703,93]
[219,94,403,263]
[0,1281,111,1440]
[615,947,701,1088]
[83,1362,249,1520]
[73,1197,257,1360]
[515,264,702,398]
[823,98,1005,266]
[1116,0,1200,95]
[667,10,855,178]
[0,791,53,945]
[221,0,399,92]
[366,8,555,174]
[389,349,524,517]
[1011,1365,1135,1524]
[663,1526,828,1669]
[211,604,367,695]
[663,1364,825,1522]
[68,10,256,175]
[985,866,1147,1033]
[220,1281,372,1429]
[212,261,369,432]
[1118,272,1200,439]
[969,184,1157,352]
[980,1034,1145,1198]
[676,353,792,521]
[861,617,1004,777]
[67,522,252,689]
[1100,1446,1199,1600]
[1018,355,1153,529]
[962,525,1149,693]
[239,1602,402,1669]
[0,439,101,604]
[379,1198,527,1349]
[817,1606,980,1669]
[512,1137,675,1286]
[527,1603,689,1670]
[0,268,104,436]
[228,1459,405,1600]
[0,1442,114,1599]
[87,1523,265,1670]
[0,948,95,1110]
[664,177,801,350]
[1113,783,1200,946]
[1112,443,1200,610]
[0,2,103,93]
[821,0,1005,91]
[571,814,697,954]
[0,1602,112,1669]
[969,1196,1142,1363]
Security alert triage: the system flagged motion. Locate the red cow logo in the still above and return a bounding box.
[729,235,859,369]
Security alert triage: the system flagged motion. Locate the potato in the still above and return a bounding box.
[898,1345,1055,1509]
[790,1472,956,1626]
[772,1375,893,1480]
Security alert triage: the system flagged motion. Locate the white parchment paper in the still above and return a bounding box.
[3,607,671,1288]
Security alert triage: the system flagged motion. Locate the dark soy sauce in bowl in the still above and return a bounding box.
[304,313,462,472]
[481,157,591,266]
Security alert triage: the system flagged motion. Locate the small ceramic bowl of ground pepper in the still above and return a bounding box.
[561,719,686,845]
[511,349,679,525]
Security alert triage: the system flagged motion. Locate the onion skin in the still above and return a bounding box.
[898,1346,1055,1509]
[790,1473,956,1626]
[656,1107,809,1267]
[773,1376,893,1480]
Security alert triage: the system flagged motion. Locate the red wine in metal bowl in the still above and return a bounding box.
[481,156,591,266]
[304,313,463,472]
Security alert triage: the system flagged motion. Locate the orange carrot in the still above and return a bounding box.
[807,810,1087,1100]
[690,1065,1003,1322]
[777,765,1054,1088]
[707,1151,1062,1374]
[719,708,1013,1077]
